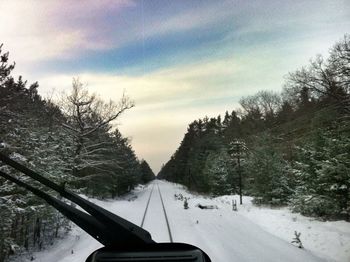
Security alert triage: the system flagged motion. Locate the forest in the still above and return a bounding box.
[158,35,350,221]
[0,45,155,261]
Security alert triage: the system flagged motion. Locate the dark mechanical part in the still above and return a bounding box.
[87,243,210,262]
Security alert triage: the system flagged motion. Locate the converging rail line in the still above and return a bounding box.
[140,184,155,227]
[157,183,173,242]
[140,181,173,243]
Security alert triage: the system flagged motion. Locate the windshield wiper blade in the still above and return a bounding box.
[0,153,154,246]
[0,170,115,246]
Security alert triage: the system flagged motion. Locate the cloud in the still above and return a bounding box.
[0,0,232,64]
[141,1,234,38]
[38,56,248,107]
[0,0,134,63]
[35,52,286,172]
[3,0,348,81]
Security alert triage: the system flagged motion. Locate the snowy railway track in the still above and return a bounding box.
[140,182,173,242]
[157,183,173,242]
[140,184,155,227]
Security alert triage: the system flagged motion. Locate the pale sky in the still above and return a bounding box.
[0,0,349,173]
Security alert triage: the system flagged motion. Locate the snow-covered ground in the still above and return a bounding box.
[215,195,350,262]
[15,180,350,262]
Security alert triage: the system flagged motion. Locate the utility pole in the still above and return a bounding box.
[229,140,246,205]
[237,147,242,205]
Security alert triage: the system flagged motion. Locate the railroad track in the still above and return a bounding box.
[140,184,154,228]
[140,182,173,242]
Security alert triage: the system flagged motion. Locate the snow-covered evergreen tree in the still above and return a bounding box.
[204,150,232,196]
[0,47,143,260]
[290,128,350,219]
[140,160,155,184]
[245,134,294,205]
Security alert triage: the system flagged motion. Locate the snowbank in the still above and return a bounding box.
[214,194,350,262]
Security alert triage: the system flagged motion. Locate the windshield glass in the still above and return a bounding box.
[0,1,349,262]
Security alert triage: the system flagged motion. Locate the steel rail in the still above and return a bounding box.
[140,184,155,228]
[157,183,173,243]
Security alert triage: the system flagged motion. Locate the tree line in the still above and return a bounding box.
[158,35,350,221]
[0,45,155,261]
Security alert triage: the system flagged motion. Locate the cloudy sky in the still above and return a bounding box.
[0,0,349,173]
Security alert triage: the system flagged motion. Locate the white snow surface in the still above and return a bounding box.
[15,180,350,262]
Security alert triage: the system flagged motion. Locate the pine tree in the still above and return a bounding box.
[204,150,231,196]
[245,134,294,205]
[0,46,143,259]
[140,160,155,184]
[290,127,350,219]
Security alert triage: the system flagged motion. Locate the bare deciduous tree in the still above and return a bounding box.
[240,90,281,120]
[60,78,135,175]
[286,35,350,113]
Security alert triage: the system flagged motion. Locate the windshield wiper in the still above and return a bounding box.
[0,152,211,261]
[0,152,154,247]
